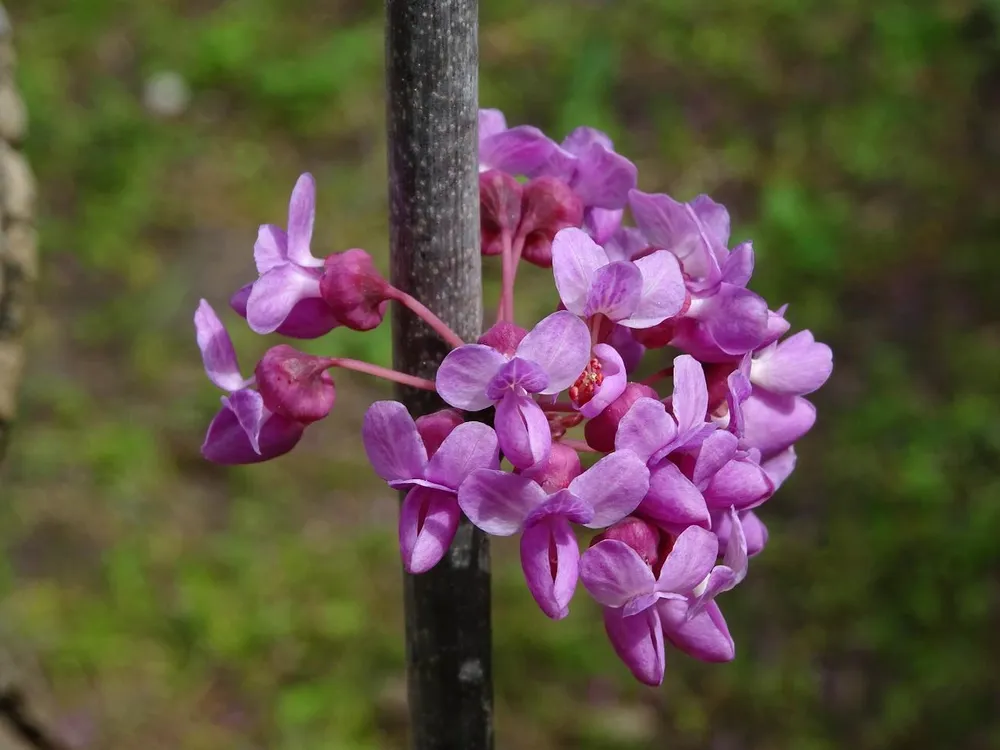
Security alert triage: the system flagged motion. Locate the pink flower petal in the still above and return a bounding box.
[478,108,507,141]
[580,540,656,608]
[221,389,266,455]
[286,173,320,267]
[567,138,638,209]
[194,300,244,392]
[435,344,507,411]
[655,525,718,595]
[703,454,774,511]
[245,265,323,335]
[641,461,710,528]
[399,487,461,574]
[551,227,609,316]
[524,489,594,528]
[620,250,686,329]
[457,469,548,536]
[751,330,833,396]
[603,607,666,687]
[615,397,676,464]
[722,241,754,287]
[515,311,592,394]
[689,430,739,488]
[201,402,303,465]
[659,599,735,662]
[520,516,580,620]
[424,422,500,490]
[486,357,549,400]
[583,261,643,321]
[480,125,564,176]
[569,450,650,528]
[253,224,288,274]
[670,354,710,437]
[628,189,722,291]
[761,446,797,491]
[362,401,428,484]
[495,391,552,469]
[740,392,816,461]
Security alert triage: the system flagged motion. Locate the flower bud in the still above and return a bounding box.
[517,442,582,493]
[415,408,465,457]
[477,320,528,357]
[584,381,659,452]
[319,249,391,331]
[480,169,523,256]
[590,516,662,569]
[254,345,335,423]
[518,177,584,267]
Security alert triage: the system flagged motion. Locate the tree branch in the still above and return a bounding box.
[385,1,492,748]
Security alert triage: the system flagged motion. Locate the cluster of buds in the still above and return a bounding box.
[194,109,832,686]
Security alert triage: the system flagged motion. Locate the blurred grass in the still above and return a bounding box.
[1,0,999,748]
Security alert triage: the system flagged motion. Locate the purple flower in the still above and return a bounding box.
[668,506,749,625]
[479,109,563,178]
[615,357,773,526]
[479,111,637,212]
[629,190,771,358]
[362,401,500,574]
[549,127,638,211]
[230,283,339,339]
[657,598,736,663]
[459,450,650,619]
[739,389,817,461]
[628,190,732,292]
[615,355,717,465]
[245,173,331,335]
[435,311,591,468]
[195,300,304,464]
[551,227,686,329]
[580,525,719,685]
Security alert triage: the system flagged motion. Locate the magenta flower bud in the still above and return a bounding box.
[319,249,391,331]
[590,516,662,569]
[518,177,584,268]
[518,442,582,493]
[254,344,336,424]
[584,382,659,452]
[415,408,465,457]
[477,320,528,357]
[480,169,523,256]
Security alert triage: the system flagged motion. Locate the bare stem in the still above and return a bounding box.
[496,232,514,324]
[329,358,437,391]
[389,287,467,350]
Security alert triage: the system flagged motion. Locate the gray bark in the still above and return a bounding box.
[385,1,493,748]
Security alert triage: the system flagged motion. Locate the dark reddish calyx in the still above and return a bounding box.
[569,357,604,406]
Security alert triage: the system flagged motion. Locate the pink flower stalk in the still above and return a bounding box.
[194,125,834,690]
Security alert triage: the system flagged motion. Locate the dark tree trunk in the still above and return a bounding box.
[385,1,492,748]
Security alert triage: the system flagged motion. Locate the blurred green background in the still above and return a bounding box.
[2,0,999,748]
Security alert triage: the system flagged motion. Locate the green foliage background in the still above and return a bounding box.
[2,0,999,747]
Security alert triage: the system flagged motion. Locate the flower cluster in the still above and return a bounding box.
[194,110,832,687]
